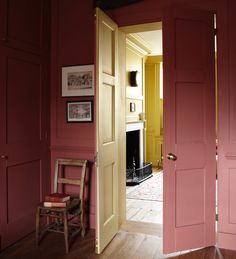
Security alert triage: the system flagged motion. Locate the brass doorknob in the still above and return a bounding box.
[167,153,177,161]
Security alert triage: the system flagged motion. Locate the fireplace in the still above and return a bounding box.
[126,122,152,185]
[126,130,140,169]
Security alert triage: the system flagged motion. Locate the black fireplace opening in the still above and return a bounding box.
[126,130,152,185]
[126,130,140,169]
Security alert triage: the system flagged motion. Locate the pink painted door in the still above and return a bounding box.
[0,0,50,249]
[163,8,216,253]
[217,0,236,250]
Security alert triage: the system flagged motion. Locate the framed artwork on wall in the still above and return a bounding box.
[67,101,93,122]
[62,64,94,96]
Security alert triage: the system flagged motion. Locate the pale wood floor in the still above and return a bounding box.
[126,171,163,224]
[126,199,163,224]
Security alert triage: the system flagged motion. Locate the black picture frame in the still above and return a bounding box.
[67,101,93,123]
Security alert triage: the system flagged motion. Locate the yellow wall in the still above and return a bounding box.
[125,39,164,168]
[145,56,163,167]
[125,40,146,123]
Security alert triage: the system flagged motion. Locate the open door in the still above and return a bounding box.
[95,8,119,253]
[163,8,216,253]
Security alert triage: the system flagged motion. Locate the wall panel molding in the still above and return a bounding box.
[50,145,95,155]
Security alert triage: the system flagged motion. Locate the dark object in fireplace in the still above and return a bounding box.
[126,162,152,185]
[126,129,152,185]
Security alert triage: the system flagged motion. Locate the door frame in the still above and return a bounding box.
[116,14,217,254]
[118,21,164,226]
[97,7,219,256]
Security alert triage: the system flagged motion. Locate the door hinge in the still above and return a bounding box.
[95,237,99,254]
[95,152,99,167]
[214,28,217,36]
[216,213,218,221]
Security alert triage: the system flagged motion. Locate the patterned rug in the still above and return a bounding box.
[126,172,163,201]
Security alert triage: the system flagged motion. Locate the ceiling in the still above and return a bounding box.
[129,30,163,56]
[93,0,143,10]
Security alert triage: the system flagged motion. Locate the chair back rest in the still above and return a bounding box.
[53,158,88,202]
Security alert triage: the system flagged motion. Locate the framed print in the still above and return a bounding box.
[62,64,94,96]
[67,101,93,122]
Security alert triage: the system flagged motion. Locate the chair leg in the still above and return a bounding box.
[63,211,69,253]
[81,211,86,237]
[35,207,40,246]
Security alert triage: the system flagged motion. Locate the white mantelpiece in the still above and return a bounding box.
[126,121,144,132]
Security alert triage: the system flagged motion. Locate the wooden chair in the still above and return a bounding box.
[35,158,90,253]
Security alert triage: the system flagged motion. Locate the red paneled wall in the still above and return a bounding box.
[50,0,96,228]
[0,0,51,249]
[0,0,232,251]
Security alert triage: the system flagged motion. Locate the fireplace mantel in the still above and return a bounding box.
[126,121,144,132]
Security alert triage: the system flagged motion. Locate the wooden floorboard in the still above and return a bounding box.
[126,171,163,224]
[126,199,163,224]
[1,226,236,259]
[121,220,162,237]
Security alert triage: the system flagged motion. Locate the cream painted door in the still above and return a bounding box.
[95,8,119,254]
[163,8,216,253]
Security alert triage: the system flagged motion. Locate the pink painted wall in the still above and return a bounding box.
[50,0,96,228]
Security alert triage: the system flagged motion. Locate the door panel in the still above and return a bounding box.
[0,47,47,249]
[96,8,118,254]
[1,0,43,53]
[7,56,41,143]
[7,161,40,222]
[5,160,40,245]
[163,8,216,254]
[101,83,114,143]
[176,169,205,227]
[0,0,49,250]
